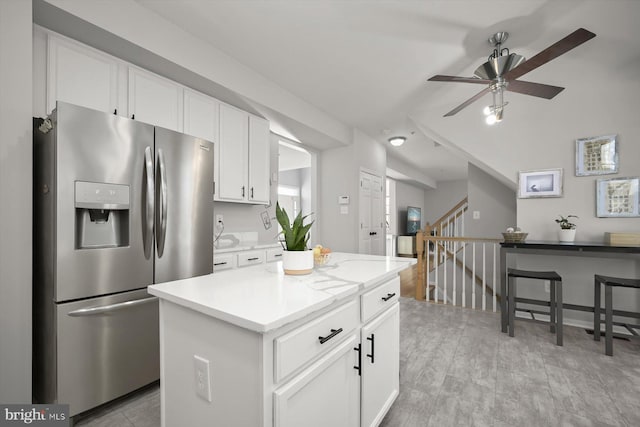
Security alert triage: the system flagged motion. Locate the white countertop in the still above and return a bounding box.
[148,252,415,333]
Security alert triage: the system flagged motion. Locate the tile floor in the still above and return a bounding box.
[75,297,640,426]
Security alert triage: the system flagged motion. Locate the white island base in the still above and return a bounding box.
[149,252,415,427]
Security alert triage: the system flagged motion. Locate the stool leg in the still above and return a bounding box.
[594,278,601,341]
[556,280,563,347]
[605,284,613,356]
[550,280,556,334]
[508,276,515,337]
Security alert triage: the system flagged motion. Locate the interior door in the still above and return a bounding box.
[359,171,385,255]
[154,127,213,283]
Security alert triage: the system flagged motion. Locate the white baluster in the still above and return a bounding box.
[434,241,438,303]
[492,243,497,312]
[426,238,430,302]
[443,239,448,304]
[472,243,476,310]
[482,243,486,311]
[462,243,466,308]
[452,240,457,306]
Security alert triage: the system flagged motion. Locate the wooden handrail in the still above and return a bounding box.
[416,230,501,304]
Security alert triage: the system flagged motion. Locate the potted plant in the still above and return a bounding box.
[555,215,578,242]
[276,202,314,275]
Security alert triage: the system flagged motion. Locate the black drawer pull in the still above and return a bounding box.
[318,328,343,344]
[381,292,396,302]
[274,253,282,257]
[367,333,375,363]
[247,257,259,261]
[213,261,228,266]
[353,344,362,376]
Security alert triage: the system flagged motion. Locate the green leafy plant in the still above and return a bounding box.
[275,202,314,251]
[555,215,578,230]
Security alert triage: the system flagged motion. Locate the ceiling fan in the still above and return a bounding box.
[428,28,596,122]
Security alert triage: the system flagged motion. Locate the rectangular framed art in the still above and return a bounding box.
[575,134,618,176]
[517,168,563,198]
[596,177,639,217]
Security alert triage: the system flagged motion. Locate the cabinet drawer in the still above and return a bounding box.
[266,247,284,263]
[237,250,264,267]
[361,277,400,323]
[213,253,234,272]
[274,300,358,383]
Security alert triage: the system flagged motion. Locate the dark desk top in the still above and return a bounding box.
[500,240,640,254]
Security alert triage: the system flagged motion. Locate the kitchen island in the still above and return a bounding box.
[148,252,415,427]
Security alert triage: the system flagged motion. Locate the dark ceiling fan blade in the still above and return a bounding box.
[443,87,491,117]
[507,80,565,99]
[504,28,596,81]
[428,75,491,84]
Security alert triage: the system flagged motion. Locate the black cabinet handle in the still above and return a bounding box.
[366,334,375,363]
[318,328,343,344]
[353,344,362,376]
[274,253,282,258]
[213,261,228,266]
[247,257,259,261]
[241,186,245,197]
[251,187,254,198]
[381,292,396,302]
[131,114,135,120]
[113,109,117,115]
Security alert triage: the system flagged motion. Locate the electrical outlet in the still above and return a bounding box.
[473,211,480,219]
[544,280,550,293]
[193,355,212,402]
[216,214,223,225]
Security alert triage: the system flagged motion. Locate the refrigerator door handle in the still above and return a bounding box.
[156,148,168,258]
[143,146,155,259]
[67,296,158,317]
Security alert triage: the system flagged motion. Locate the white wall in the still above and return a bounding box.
[0,0,32,403]
[466,163,516,239]
[423,180,467,225]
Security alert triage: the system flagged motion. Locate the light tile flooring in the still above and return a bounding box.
[76,298,640,427]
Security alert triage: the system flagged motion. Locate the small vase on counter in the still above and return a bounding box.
[282,250,314,275]
[558,228,576,242]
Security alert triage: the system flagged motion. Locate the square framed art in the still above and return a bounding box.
[596,177,639,217]
[575,134,618,176]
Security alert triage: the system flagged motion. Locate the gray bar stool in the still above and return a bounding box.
[593,274,640,356]
[507,268,563,346]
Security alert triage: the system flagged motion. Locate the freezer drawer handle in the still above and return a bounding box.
[67,297,158,317]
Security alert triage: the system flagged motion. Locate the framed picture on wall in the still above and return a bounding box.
[596,177,639,217]
[575,134,618,176]
[517,168,563,198]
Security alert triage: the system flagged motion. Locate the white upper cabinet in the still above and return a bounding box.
[47,35,118,115]
[217,103,249,202]
[183,88,218,143]
[248,115,270,204]
[216,105,271,204]
[128,66,183,132]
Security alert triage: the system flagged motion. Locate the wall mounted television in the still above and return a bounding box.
[406,206,421,235]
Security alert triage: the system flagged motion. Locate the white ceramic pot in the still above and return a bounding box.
[282,250,314,275]
[558,228,576,242]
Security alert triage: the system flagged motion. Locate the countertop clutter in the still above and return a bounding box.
[149,252,415,332]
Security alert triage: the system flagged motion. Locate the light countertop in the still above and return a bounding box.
[148,252,415,333]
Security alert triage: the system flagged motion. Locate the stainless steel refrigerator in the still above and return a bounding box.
[33,101,213,417]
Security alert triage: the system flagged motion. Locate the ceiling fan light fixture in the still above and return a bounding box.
[388,136,406,147]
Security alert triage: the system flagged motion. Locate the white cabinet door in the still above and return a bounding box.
[361,303,399,427]
[183,88,218,143]
[128,66,183,131]
[274,335,360,427]
[47,35,118,115]
[248,114,270,204]
[217,103,248,201]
